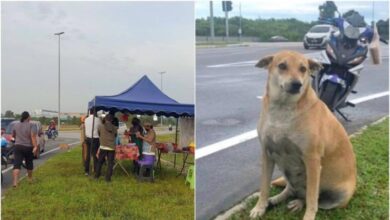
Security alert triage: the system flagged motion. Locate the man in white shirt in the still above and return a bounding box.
[84,109,101,176]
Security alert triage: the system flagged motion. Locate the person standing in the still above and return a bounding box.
[95,114,118,182]
[84,109,101,176]
[80,115,87,165]
[12,111,38,187]
[130,118,144,157]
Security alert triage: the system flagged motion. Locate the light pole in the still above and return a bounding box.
[158,71,166,126]
[239,2,242,41]
[54,32,64,130]
[159,71,166,91]
[210,1,215,42]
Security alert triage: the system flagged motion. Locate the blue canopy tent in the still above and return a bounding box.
[86,75,194,158]
[88,75,194,117]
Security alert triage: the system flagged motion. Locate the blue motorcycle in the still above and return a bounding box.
[46,129,58,140]
[312,12,375,121]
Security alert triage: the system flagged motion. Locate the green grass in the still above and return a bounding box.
[1,145,194,220]
[230,118,389,220]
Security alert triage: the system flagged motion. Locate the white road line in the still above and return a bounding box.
[1,141,80,174]
[196,91,389,160]
[2,166,13,174]
[256,96,263,99]
[207,60,257,68]
[206,51,388,68]
[349,91,389,104]
[40,141,80,156]
[195,130,258,160]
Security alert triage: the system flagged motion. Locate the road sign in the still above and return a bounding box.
[222,1,232,12]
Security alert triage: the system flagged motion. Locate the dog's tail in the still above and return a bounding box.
[318,189,346,210]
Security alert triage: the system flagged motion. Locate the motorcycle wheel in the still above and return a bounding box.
[320,82,340,111]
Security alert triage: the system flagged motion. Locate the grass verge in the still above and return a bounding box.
[1,144,194,219]
[229,118,389,220]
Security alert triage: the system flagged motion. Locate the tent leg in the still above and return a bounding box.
[174,117,179,168]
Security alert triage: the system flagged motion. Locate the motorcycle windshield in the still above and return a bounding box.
[305,51,331,65]
[330,35,367,65]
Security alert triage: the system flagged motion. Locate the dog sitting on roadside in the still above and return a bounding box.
[249,51,357,220]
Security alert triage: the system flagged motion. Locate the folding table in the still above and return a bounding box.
[114,144,139,176]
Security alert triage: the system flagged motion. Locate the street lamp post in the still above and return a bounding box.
[158,71,166,126]
[54,32,64,130]
[210,1,215,42]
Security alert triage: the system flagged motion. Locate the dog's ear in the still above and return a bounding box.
[255,56,273,68]
[308,59,323,74]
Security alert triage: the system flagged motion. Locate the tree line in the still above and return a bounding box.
[2,110,177,127]
[196,17,389,42]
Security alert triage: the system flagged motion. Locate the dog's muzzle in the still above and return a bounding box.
[286,81,302,94]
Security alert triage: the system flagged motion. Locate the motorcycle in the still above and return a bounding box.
[311,12,377,121]
[46,129,58,140]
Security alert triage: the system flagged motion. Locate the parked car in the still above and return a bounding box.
[303,24,337,49]
[270,35,288,42]
[3,120,45,160]
[1,118,15,130]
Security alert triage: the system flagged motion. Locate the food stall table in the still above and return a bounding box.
[114,143,139,176]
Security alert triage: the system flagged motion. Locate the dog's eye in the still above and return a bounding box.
[278,63,287,70]
[299,66,307,73]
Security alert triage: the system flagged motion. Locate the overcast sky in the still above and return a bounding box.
[196,1,389,23]
[1,1,194,114]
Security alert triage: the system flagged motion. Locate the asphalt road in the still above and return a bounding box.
[1,132,80,192]
[195,42,389,220]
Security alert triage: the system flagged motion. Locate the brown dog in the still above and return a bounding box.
[250,51,356,220]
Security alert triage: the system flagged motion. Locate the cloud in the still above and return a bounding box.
[2,2,194,113]
[196,1,389,22]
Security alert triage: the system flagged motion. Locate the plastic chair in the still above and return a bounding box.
[136,153,156,182]
[185,165,195,189]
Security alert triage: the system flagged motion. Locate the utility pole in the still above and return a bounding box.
[222,1,232,42]
[159,71,166,91]
[239,2,242,42]
[210,1,215,42]
[54,32,64,130]
[225,10,229,41]
[372,1,375,26]
[158,71,166,126]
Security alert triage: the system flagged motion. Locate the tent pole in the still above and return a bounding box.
[175,117,179,145]
[174,117,179,168]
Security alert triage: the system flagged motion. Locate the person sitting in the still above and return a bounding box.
[136,122,156,154]
[1,129,9,157]
[95,114,118,182]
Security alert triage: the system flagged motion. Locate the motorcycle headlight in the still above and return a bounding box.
[347,56,365,65]
[326,44,336,59]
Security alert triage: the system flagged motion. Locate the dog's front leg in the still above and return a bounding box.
[250,146,275,218]
[303,156,321,220]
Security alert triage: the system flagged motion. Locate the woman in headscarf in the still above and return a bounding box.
[136,122,156,154]
[129,117,144,158]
